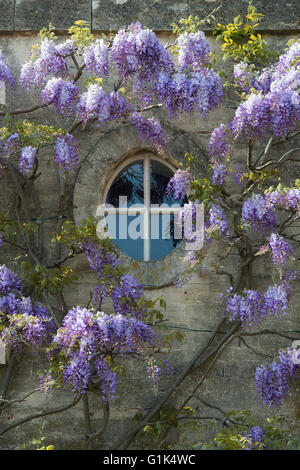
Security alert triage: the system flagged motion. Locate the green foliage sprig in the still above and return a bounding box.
[213,3,277,66]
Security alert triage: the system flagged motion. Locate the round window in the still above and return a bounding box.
[104,155,186,261]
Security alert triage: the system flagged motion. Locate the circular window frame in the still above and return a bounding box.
[73,121,207,287]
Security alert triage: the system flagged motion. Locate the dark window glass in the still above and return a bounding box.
[151,160,177,206]
[106,160,144,207]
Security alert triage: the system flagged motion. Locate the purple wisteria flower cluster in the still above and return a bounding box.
[0,50,15,88]
[166,169,190,200]
[19,146,38,174]
[255,347,299,407]
[54,133,79,172]
[43,306,157,398]
[177,31,211,72]
[267,233,294,272]
[0,133,20,155]
[80,239,120,305]
[0,265,55,351]
[0,22,223,175]
[208,124,231,163]
[0,235,167,401]
[204,41,300,184]
[206,203,230,240]
[212,163,228,186]
[231,40,300,138]
[241,186,300,234]
[265,186,300,215]
[155,69,223,119]
[129,112,167,152]
[40,78,79,115]
[111,273,146,318]
[220,272,297,328]
[242,194,277,231]
[243,426,265,450]
[111,22,175,105]
[0,264,23,294]
[18,22,222,124]
[76,84,127,125]
[20,38,71,91]
[233,62,258,94]
[0,133,21,177]
[227,285,287,327]
[83,39,109,78]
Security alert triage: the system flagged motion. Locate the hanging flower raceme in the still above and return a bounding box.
[242,426,265,450]
[133,27,175,104]
[83,39,109,78]
[20,58,49,91]
[242,194,276,232]
[264,187,300,215]
[111,22,174,85]
[39,36,69,72]
[40,77,79,115]
[271,39,300,80]
[2,310,54,351]
[208,124,231,164]
[0,266,55,351]
[0,265,23,295]
[42,307,157,398]
[156,70,223,119]
[177,31,211,72]
[19,146,38,174]
[166,169,190,200]
[20,38,69,91]
[54,39,75,58]
[76,85,128,125]
[0,50,15,88]
[2,133,20,155]
[176,201,202,247]
[267,233,294,271]
[220,272,296,328]
[233,62,258,93]
[268,89,300,138]
[54,133,79,172]
[76,84,110,124]
[108,91,127,120]
[255,347,299,407]
[205,203,230,240]
[111,273,146,318]
[231,93,270,138]
[229,40,300,140]
[212,163,228,185]
[111,25,140,78]
[129,112,167,152]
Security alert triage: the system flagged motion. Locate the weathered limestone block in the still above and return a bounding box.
[92,0,189,31]
[190,0,300,31]
[4,0,300,33]
[14,0,91,31]
[0,1,14,31]
[92,0,300,32]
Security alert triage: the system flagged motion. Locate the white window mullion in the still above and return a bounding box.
[143,156,151,261]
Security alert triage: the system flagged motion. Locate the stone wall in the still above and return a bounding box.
[1,1,299,32]
[0,1,300,450]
